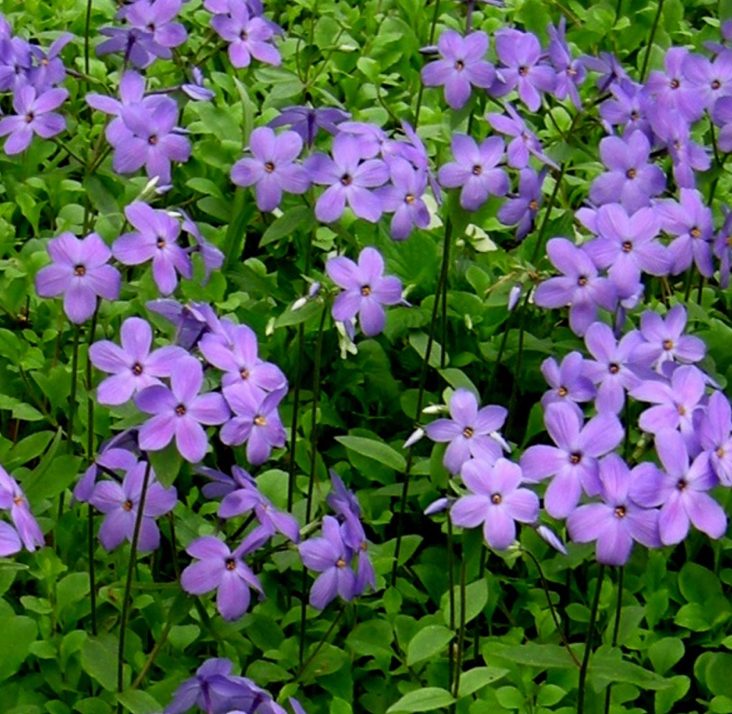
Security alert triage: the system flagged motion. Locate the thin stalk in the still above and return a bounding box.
[296,605,346,681]
[529,162,567,265]
[131,621,172,689]
[446,518,456,690]
[413,0,443,128]
[471,547,487,662]
[465,0,475,34]
[603,567,624,714]
[523,549,580,667]
[452,558,468,700]
[84,0,93,75]
[577,565,606,714]
[116,460,153,712]
[86,306,99,460]
[639,0,665,82]
[59,324,83,524]
[288,325,304,512]
[392,219,453,583]
[88,504,97,636]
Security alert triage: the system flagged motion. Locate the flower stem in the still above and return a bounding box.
[577,565,606,714]
[639,0,665,82]
[446,517,456,689]
[603,566,624,714]
[451,557,468,700]
[88,504,97,636]
[412,0,443,129]
[116,459,153,713]
[84,0,93,75]
[296,605,346,681]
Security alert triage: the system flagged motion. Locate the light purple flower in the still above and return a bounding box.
[681,50,732,111]
[437,134,508,211]
[451,458,539,550]
[567,454,661,565]
[0,467,44,552]
[421,29,495,110]
[651,110,710,190]
[645,47,703,123]
[230,127,309,211]
[124,0,188,54]
[540,351,596,409]
[135,356,230,463]
[0,85,67,154]
[377,157,431,241]
[220,387,287,465]
[598,79,653,140]
[325,247,403,337]
[497,167,546,241]
[520,402,623,519]
[632,305,705,370]
[268,106,350,147]
[35,232,121,324]
[547,17,584,108]
[90,317,186,405]
[299,515,357,609]
[113,202,193,296]
[74,447,139,505]
[631,429,727,545]
[0,522,21,557]
[89,461,177,552]
[211,0,280,68]
[487,104,557,170]
[181,534,264,620]
[29,33,72,92]
[699,391,732,486]
[424,388,508,475]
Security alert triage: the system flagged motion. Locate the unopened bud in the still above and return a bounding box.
[422,404,449,415]
[424,497,451,515]
[535,525,568,555]
[291,297,307,312]
[403,427,425,449]
[508,284,522,312]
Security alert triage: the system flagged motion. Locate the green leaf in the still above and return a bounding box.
[707,653,732,697]
[5,431,54,469]
[457,667,508,698]
[116,690,161,714]
[406,625,454,667]
[589,645,673,691]
[536,684,566,706]
[409,332,448,369]
[386,687,455,713]
[490,642,576,669]
[81,634,118,691]
[495,686,525,709]
[24,454,83,502]
[148,443,182,489]
[649,638,684,675]
[336,435,406,471]
[441,578,488,627]
[0,614,37,682]
[260,206,316,247]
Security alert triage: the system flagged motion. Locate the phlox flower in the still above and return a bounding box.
[699,391,732,486]
[0,467,44,551]
[540,351,596,410]
[211,0,281,68]
[0,85,67,155]
[631,305,705,370]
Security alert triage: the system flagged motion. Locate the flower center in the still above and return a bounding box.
[609,363,620,374]
[240,368,250,380]
[626,168,637,179]
[254,415,267,427]
[361,285,372,296]
[712,79,722,90]
[717,447,725,458]
[336,558,347,568]
[662,339,674,351]
[175,404,186,416]
[491,493,502,505]
[670,78,680,89]
[630,110,640,121]
[455,60,464,70]
[676,478,687,491]
[147,22,156,32]
[569,452,581,464]
[340,173,352,186]
[405,193,415,204]
[577,275,588,286]
[614,505,626,518]
[567,67,577,77]
[622,240,633,253]
[132,363,143,375]
[471,164,482,176]
[677,405,686,416]
[518,65,529,76]
[41,57,49,66]
[264,161,275,173]
[123,499,134,511]
[149,135,158,145]
[25,112,34,124]
[529,199,539,210]
[240,30,248,41]
[557,386,568,397]
[225,558,236,570]
[463,426,474,438]
[157,237,166,249]
[75,264,86,276]
[13,495,24,506]
[690,227,701,238]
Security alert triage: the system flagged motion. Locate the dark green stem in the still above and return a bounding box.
[84,0,93,76]
[296,605,346,681]
[131,621,172,689]
[413,0,443,128]
[603,567,624,714]
[446,517,456,691]
[116,459,153,712]
[529,162,567,266]
[88,504,97,636]
[639,0,665,82]
[452,558,468,700]
[577,566,606,714]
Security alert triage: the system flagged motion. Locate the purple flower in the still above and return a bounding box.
[589,132,666,213]
[540,351,596,409]
[520,402,623,519]
[86,70,146,117]
[681,50,732,111]
[377,157,431,240]
[124,0,188,54]
[211,0,280,68]
[299,515,357,609]
[95,27,160,69]
[181,534,264,620]
[631,429,727,545]
[656,189,715,277]
[699,391,732,486]
[29,33,72,92]
[533,238,617,336]
[715,205,732,288]
[581,52,629,92]
[582,204,671,297]
[424,388,508,475]
[492,28,556,111]
[146,299,225,350]
[420,29,495,110]
[74,447,139,505]
[497,167,546,241]
[0,467,44,551]
[111,96,190,184]
[89,461,177,552]
[135,356,230,463]
[0,85,67,154]
[89,317,186,405]
[486,104,557,170]
[230,127,310,211]
[632,305,705,370]
[35,232,121,324]
[645,47,703,123]
[305,134,389,223]
[437,134,508,211]
[179,209,225,285]
[0,522,21,557]
[630,364,706,437]
[0,36,32,92]
[598,79,653,139]
[451,458,539,550]
[651,111,710,189]
[567,454,660,565]
[220,388,287,465]
[200,321,287,402]
[547,17,584,108]
[209,466,300,542]
[268,106,350,147]
[581,323,646,414]
[181,67,215,101]
[325,247,403,337]
[113,202,193,296]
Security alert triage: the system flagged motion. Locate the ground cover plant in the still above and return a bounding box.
[3,0,732,712]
